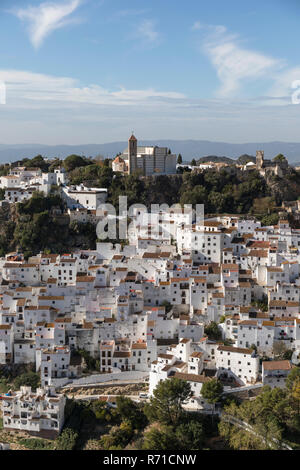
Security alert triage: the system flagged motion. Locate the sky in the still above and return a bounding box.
[0,0,300,145]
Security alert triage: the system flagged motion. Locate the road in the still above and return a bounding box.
[64,393,149,403]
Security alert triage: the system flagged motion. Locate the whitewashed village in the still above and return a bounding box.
[0,136,299,451]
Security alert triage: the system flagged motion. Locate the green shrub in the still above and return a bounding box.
[13,371,40,391]
[54,428,78,450]
[18,438,54,450]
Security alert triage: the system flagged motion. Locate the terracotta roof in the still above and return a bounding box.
[158,353,174,360]
[263,360,292,371]
[132,342,147,350]
[217,345,253,355]
[247,250,268,257]
[113,351,130,358]
[113,156,124,163]
[76,276,95,282]
[190,352,203,358]
[174,372,210,383]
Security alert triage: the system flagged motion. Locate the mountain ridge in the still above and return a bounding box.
[1,140,300,164]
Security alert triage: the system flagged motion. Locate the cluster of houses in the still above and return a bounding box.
[177,150,291,179]
[0,166,67,204]
[0,165,107,215]
[0,204,299,435]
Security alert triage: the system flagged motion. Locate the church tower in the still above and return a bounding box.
[256,150,264,170]
[128,133,137,175]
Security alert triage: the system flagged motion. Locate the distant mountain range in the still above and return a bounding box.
[1,140,300,164]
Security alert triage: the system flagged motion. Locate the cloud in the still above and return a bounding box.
[1,69,300,145]
[136,20,160,46]
[268,67,300,104]
[12,0,82,49]
[0,69,186,108]
[191,21,202,31]
[194,24,283,98]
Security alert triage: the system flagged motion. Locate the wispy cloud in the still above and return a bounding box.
[1,70,300,145]
[136,19,161,46]
[191,21,202,31]
[0,69,185,108]
[194,24,283,98]
[12,0,82,49]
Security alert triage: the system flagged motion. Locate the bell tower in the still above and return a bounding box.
[256,150,264,170]
[128,133,137,175]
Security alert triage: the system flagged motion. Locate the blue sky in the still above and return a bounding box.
[0,0,300,144]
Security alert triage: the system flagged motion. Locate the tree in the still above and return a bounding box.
[160,300,172,313]
[251,296,268,312]
[273,340,288,360]
[208,191,226,213]
[115,396,148,430]
[13,371,40,391]
[191,159,197,166]
[177,154,182,165]
[286,367,300,391]
[273,154,286,163]
[260,213,279,227]
[76,348,97,371]
[28,155,48,172]
[283,350,293,360]
[219,394,284,450]
[204,321,222,341]
[92,400,112,422]
[180,185,207,206]
[142,425,179,450]
[291,378,300,414]
[144,377,192,426]
[201,379,223,405]
[100,421,134,450]
[55,428,78,450]
[175,420,205,450]
[63,154,88,172]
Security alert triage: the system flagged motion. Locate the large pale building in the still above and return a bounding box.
[113,134,177,176]
[1,386,66,439]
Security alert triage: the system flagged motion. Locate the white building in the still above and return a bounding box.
[216,345,259,385]
[2,386,66,438]
[61,184,107,210]
[262,360,292,388]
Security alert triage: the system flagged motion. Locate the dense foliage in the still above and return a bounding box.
[204,321,223,341]
[201,379,224,405]
[18,438,54,450]
[144,377,193,426]
[219,370,300,450]
[13,371,40,391]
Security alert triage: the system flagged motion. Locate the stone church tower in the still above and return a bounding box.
[256,150,264,170]
[128,134,137,175]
